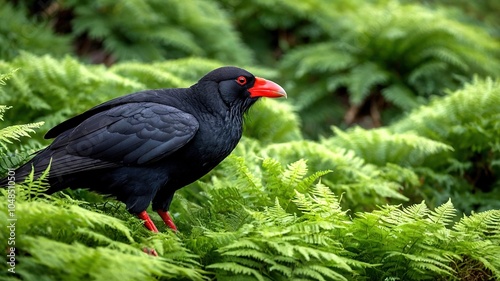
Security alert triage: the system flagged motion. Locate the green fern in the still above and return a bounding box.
[109,58,222,89]
[206,198,366,281]
[407,0,500,38]
[390,77,500,150]
[262,141,412,210]
[391,77,500,212]
[313,77,500,212]
[279,1,500,135]
[347,200,479,279]
[293,182,347,223]
[0,1,71,60]
[1,2,499,280]
[0,170,206,281]
[0,107,44,149]
[63,0,252,64]
[453,210,500,277]
[0,71,44,174]
[174,155,332,231]
[244,99,303,144]
[0,53,144,133]
[324,126,453,167]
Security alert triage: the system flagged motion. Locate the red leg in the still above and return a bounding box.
[137,211,159,233]
[157,210,178,231]
[137,211,160,256]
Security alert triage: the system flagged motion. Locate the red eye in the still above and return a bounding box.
[236,76,247,85]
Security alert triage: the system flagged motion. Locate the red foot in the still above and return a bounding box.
[137,211,159,232]
[157,210,178,231]
[143,248,158,256]
[137,211,160,256]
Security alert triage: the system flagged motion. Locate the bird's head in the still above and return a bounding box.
[197,66,287,112]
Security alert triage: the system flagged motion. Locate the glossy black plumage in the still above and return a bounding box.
[1,67,286,223]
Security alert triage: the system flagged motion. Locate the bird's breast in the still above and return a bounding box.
[159,119,242,191]
[196,118,242,161]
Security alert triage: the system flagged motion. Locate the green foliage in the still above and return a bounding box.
[0,53,143,132]
[217,0,334,62]
[176,159,375,280]
[390,77,500,154]
[261,141,414,210]
[0,70,45,174]
[391,78,500,212]
[324,127,453,167]
[312,78,500,213]
[2,1,500,279]
[407,0,500,38]
[176,159,500,280]
[0,105,44,173]
[347,200,500,280]
[0,1,71,60]
[206,199,365,281]
[279,1,500,136]
[0,177,206,281]
[174,156,332,231]
[244,99,303,144]
[62,0,252,64]
[0,106,44,150]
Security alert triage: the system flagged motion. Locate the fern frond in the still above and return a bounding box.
[280,1,500,136]
[244,99,303,144]
[0,69,19,85]
[207,262,266,281]
[263,141,410,210]
[282,159,309,191]
[67,0,253,64]
[391,77,500,149]
[428,199,456,226]
[0,120,44,149]
[0,105,44,175]
[388,77,500,211]
[293,182,347,222]
[346,62,389,105]
[381,83,420,110]
[326,126,453,167]
[454,209,500,238]
[0,3,70,60]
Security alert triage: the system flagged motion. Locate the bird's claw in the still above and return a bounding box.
[143,247,158,256]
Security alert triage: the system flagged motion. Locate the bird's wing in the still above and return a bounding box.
[45,90,178,139]
[45,102,199,175]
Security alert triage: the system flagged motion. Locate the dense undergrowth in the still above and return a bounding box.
[1,0,499,280]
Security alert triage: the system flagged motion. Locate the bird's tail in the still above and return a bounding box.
[0,148,52,187]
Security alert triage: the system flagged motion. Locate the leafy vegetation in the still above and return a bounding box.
[1,0,499,280]
[279,1,500,136]
[0,1,70,60]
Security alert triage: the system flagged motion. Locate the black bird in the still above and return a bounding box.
[1,67,286,232]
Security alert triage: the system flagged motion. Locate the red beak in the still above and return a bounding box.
[249,77,287,98]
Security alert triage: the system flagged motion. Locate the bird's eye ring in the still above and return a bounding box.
[236,76,247,85]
